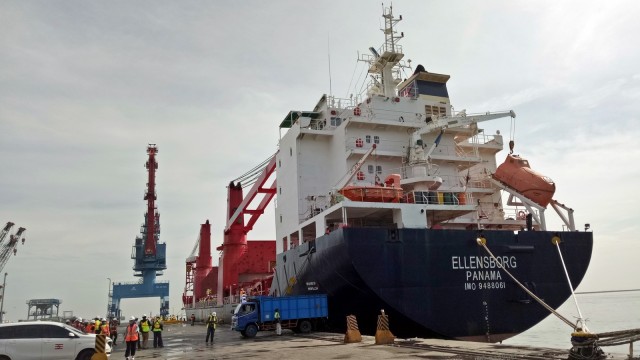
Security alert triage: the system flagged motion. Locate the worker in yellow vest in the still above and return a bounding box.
[152,316,164,348]
[125,316,139,360]
[205,312,217,344]
[94,317,102,334]
[139,314,151,349]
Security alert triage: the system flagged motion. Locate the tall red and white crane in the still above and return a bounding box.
[0,222,26,273]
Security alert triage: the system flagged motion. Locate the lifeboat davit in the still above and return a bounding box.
[493,154,555,207]
[340,174,403,203]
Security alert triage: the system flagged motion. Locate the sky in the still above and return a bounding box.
[1,1,639,324]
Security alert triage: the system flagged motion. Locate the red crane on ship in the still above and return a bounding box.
[183,155,277,308]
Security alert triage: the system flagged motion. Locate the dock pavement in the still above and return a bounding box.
[110,323,632,359]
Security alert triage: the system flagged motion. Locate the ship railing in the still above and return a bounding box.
[404,190,473,206]
[327,95,361,110]
[359,108,428,125]
[458,133,503,147]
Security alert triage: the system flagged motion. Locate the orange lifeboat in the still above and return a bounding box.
[339,174,403,203]
[493,154,555,207]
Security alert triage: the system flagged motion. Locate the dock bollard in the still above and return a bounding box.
[344,314,362,343]
[374,309,395,345]
[90,334,108,360]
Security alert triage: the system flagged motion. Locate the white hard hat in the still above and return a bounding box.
[78,317,83,321]
[130,316,136,321]
[143,314,147,317]
[213,312,216,316]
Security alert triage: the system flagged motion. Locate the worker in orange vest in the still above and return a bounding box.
[124,316,139,360]
[85,320,94,334]
[101,318,110,338]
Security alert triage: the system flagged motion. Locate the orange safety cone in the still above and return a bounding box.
[344,314,362,343]
[374,309,395,345]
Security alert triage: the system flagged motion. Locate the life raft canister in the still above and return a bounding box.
[354,107,362,116]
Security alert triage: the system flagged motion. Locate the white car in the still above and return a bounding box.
[0,320,112,360]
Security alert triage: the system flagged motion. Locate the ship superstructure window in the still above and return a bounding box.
[373,135,380,144]
[331,117,342,126]
[376,165,382,174]
[290,148,293,156]
[368,165,374,174]
[425,105,447,117]
[365,135,371,144]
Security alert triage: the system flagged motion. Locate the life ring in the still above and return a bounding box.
[517,211,526,220]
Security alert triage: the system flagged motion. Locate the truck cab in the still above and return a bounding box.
[231,302,259,336]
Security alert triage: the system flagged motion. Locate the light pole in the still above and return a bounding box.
[0,273,7,323]
[106,278,111,319]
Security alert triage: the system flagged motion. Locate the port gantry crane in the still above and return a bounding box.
[108,145,169,320]
[0,222,26,273]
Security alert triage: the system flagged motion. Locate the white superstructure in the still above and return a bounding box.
[273,6,564,255]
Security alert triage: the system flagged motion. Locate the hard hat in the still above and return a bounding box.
[143,314,147,317]
[213,312,216,316]
[78,317,83,321]
[130,316,136,321]
[101,318,106,322]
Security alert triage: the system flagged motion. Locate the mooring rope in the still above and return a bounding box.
[476,236,576,329]
[552,235,588,331]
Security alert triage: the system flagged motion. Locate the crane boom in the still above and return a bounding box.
[0,226,25,273]
[334,144,377,190]
[417,110,515,139]
[0,222,14,246]
[409,110,516,166]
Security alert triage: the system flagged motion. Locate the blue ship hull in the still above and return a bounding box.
[271,227,592,342]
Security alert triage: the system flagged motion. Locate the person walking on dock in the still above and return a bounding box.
[205,312,218,344]
[139,314,151,349]
[109,318,119,346]
[125,316,139,360]
[190,313,196,326]
[274,308,282,336]
[152,316,164,348]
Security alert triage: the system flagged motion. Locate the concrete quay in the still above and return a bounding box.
[110,323,633,359]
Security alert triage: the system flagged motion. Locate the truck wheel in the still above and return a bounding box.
[245,324,258,338]
[298,320,312,333]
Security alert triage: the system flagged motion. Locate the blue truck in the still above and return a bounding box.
[231,294,328,338]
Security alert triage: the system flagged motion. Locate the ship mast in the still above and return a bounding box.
[361,5,408,97]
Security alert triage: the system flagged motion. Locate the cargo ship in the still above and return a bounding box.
[267,6,593,342]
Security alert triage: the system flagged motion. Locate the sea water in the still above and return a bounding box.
[504,291,640,355]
